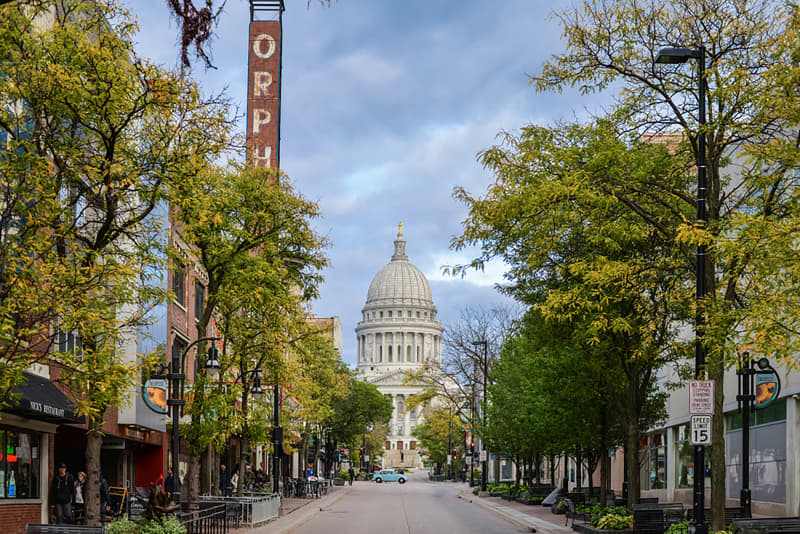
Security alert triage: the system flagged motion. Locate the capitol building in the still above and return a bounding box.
[356,225,443,469]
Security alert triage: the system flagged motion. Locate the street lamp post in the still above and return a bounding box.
[158,336,221,505]
[471,340,488,492]
[656,44,707,534]
[272,383,282,494]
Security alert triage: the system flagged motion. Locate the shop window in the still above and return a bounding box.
[728,398,787,430]
[641,432,666,490]
[0,428,40,499]
[173,262,185,306]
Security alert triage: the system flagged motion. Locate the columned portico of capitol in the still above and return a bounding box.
[356,225,443,469]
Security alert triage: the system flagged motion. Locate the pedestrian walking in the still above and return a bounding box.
[219,464,229,496]
[73,471,86,524]
[348,466,355,485]
[231,470,239,494]
[50,463,74,524]
[99,473,112,525]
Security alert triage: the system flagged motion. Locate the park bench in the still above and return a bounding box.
[638,497,659,504]
[26,525,104,534]
[687,507,746,525]
[733,518,800,534]
[634,508,665,534]
[517,485,555,505]
[633,503,684,525]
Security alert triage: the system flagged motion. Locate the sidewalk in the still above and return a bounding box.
[230,486,353,534]
[459,489,574,534]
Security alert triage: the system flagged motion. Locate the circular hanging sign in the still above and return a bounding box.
[754,369,780,409]
[142,378,168,414]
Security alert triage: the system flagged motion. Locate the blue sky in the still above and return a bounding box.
[132,0,600,367]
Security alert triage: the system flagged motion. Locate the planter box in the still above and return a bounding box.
[572,522,633,534]
[333,479,346,486]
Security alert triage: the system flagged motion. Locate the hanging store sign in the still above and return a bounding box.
[754,368,780,409]
[246,20,281,170]
[142,379,168,414]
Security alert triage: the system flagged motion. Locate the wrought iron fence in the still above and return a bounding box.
[201,493,280,526]
[178,504,228,534]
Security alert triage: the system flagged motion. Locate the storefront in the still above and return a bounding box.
[1,372,82,534]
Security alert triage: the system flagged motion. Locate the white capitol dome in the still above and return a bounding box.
[356,225,442,372]
[365,232,435,309]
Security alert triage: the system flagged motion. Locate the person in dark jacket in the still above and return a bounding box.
[50,463,74,524]
[219,464,229,496]
[99,473,112,524]
[164,468,176,496]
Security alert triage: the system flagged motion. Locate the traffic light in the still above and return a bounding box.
[470,442,475,454]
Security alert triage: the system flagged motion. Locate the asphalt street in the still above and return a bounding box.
[265,472,529,534]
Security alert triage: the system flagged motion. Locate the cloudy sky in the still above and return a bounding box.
[133,0,603,367]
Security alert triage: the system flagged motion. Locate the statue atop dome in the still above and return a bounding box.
[392,225,407,261]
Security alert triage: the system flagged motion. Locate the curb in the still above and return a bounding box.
[458,491,574,534]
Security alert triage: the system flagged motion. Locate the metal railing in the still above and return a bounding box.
[201,493,280,526]
[178,504,228,534]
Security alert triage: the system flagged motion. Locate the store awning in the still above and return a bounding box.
[6,373,83,424]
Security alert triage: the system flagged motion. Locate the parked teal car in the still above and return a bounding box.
[373,468,407,484]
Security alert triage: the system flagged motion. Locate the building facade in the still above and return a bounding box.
[356,226,443,469]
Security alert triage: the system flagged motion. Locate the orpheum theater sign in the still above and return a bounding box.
[247,21,281,169]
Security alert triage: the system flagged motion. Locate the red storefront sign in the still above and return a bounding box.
[246,21,281,169]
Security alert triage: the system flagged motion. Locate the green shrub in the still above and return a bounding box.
[107,519,139,534]
[107,517,186,534]
[666,522,689,534]
[596,514,633,530]
[472,486,480,495]
[590,506,632,527]
[139,517,186,534]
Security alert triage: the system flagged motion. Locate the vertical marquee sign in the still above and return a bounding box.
[246,16,282,169]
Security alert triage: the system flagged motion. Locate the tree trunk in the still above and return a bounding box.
[711,363,726,531]
[625,419,641,507]
[84,426,102,527]
[187,447,200,507]
[549,455,556,488]
[515,456,522,486]
[534,455,542,485]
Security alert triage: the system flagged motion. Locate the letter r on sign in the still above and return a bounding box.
[254,71,273,97]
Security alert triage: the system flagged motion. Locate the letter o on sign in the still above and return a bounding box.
[254,34,276,59]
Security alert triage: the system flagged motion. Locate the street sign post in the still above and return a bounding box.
[690,415,712,445]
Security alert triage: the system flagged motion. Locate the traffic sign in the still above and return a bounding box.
[364,455,369,462]
[689,380,714,414]
[690,415,712,445]
[479,450,488,462]
[465,455,472,465]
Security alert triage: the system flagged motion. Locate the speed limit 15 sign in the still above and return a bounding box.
[690,415,712,445]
